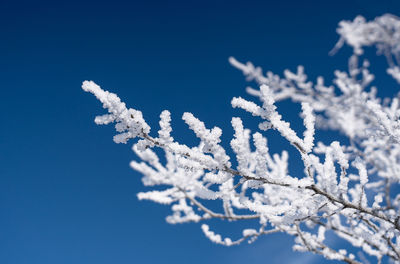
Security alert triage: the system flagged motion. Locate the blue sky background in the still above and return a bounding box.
[1,0,400,263]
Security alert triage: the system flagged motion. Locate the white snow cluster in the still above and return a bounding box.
[84,14,400,264]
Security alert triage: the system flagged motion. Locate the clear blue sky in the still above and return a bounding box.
[1,0,400,263]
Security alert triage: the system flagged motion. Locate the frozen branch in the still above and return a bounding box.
[83,14,400,263]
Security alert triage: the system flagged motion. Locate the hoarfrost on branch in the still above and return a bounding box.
[83,14,400,263]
